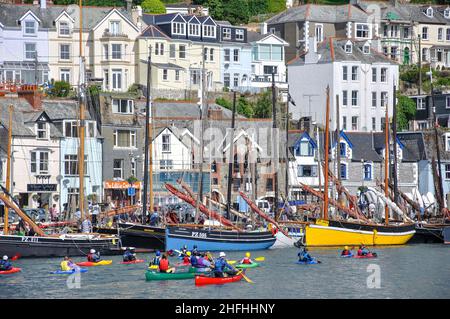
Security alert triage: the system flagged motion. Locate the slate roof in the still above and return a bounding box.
[140,24,170,39]
[0,4,136,30]
[397,132,427,161]
[266,4,370,25]
[290,38,396,65]
[247,31,266,43]
[344,132,381,162]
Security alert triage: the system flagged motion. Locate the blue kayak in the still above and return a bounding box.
[341,253,354,258]
[296,258,319,265]
[51,268,88,275]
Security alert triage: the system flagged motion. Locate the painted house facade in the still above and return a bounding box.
[0,2,51,84]
[408,92,450,130]
[288,38,399,132]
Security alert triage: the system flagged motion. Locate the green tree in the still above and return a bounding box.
[267,0,286,13]
[141,0,166,14]
[237,96,255,118]
[223,0,250,25]
[206,0,225,21]
[396,95,416,131]
[249,0,269,16]
[254,90,272,118]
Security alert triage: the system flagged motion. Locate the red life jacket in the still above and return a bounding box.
[159,258,169,272]
[87,253,94,262]
[183,256,190,264]
[242,257,252,264]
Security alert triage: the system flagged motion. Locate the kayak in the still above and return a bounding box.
[195,273,243,286]
[51,268,88,275]
[235,262,260,269]
[120,259,145,265]
[354,253,377,259]
[296,259,319,265]
[145,270,196,281]
[0,267,21,275]
[76,260,113,267]
[341,253,354,258]
[190,267,211,273]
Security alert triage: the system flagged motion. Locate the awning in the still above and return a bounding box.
[2,61,50,71]
[151,62,184,70]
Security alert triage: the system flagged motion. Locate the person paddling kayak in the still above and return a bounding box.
[197,254,211,268]
[341,246,352,256]
[159,254,173,273]
[213,252,237,278]
[298,248,313,263]
[357,245,370,256]
[61,256,80,271]
[239,252,254,265]
[190,252,199,267]
[87,249,101,262]
[0,255,13,271]
[150,250,162,267]
[123,247,136,262]
[182,251,191,264]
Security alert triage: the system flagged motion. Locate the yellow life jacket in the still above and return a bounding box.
[61,261,71,271]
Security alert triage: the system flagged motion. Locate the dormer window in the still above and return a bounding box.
[223,28,231,40]
[189,23,200,36]
[24,21,36,35]
[172,22,186,35]
[345,43,352,54]
[203,25,216,38]
[236,29,244,41]
[36,122,48,139]
[109,21,121,35]
[426,7,433,18]
[445,8,450,19]
[59,21,70,36]
[363,44,370,54]
[355,23,369,38]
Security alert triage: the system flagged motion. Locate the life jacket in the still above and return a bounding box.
[342,250,350,256]
[61,261,71,271]
[190,256,198,266]
[87,253,94,262]
[357,249,363,256]
[242,257,252,264]
[183,256,190,264]
[159,258,169,272]
[152,256,161,266]
[214,258,226,272]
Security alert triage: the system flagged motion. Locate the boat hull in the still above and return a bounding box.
[409,224,445,244]
[95,223,165,251]
[165,226,276,251]
[0,234,119,258]
[305,220,415,247]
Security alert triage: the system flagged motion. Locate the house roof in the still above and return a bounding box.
[140,24,170,38]
[266,4,370,25]
[290,38,396,65]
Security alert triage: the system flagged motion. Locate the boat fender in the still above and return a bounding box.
[271,227,278,236]
[372,229,377,245]
[112,238,117,245]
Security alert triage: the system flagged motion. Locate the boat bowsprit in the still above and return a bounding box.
[0,267,21,275]
[195,273,244,286]
[76,260,112,267]
[235,262,260,269]
[51,268,88,274]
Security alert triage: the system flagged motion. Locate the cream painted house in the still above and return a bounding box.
[136,13,223,96]
[47,5,140,92]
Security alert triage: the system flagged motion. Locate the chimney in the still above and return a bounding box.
[40,0,46,9]
[18,85,42,110]
[207,107,224,120]
[125,0,132,12]
[260,22,268,35]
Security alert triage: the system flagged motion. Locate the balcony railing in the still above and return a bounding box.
[102,31,129,39]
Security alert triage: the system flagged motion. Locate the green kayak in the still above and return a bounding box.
[235,262,260,269]
[145,270,196,281]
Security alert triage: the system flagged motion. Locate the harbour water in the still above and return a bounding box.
[1,244,448,299]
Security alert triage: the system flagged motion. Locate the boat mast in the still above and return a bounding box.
[392,84,399,204]
[335,94,343,207]
[4,105,13,235]
[77,1,87,220]
[142,47,152,224]
[384,106,390,225]
[323,86,330,220]
[226,91,237,221]
[271,72,279,220]
[195,47,206,223]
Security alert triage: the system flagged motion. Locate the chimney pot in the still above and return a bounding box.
[40,0,47,9]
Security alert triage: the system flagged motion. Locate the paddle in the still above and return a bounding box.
[232,267,253,284]
[228,256,265,265]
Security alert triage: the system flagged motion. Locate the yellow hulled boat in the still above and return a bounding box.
[304,219,415,247]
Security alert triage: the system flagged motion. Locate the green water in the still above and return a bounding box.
[1,244,449,299]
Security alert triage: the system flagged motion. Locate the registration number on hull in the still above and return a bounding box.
[191,232,207,239]
[21,236,39,243]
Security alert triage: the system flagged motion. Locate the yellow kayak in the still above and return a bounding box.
[76,260,113,267]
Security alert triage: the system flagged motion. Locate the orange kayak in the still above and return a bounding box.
[195,273,243,286]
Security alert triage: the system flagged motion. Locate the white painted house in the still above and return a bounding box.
[288,38,399,132]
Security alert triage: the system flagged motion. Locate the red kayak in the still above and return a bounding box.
[120,259,145,265]
[195,274,243,286]
[354,253,377,259]
[0,267,22,275]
